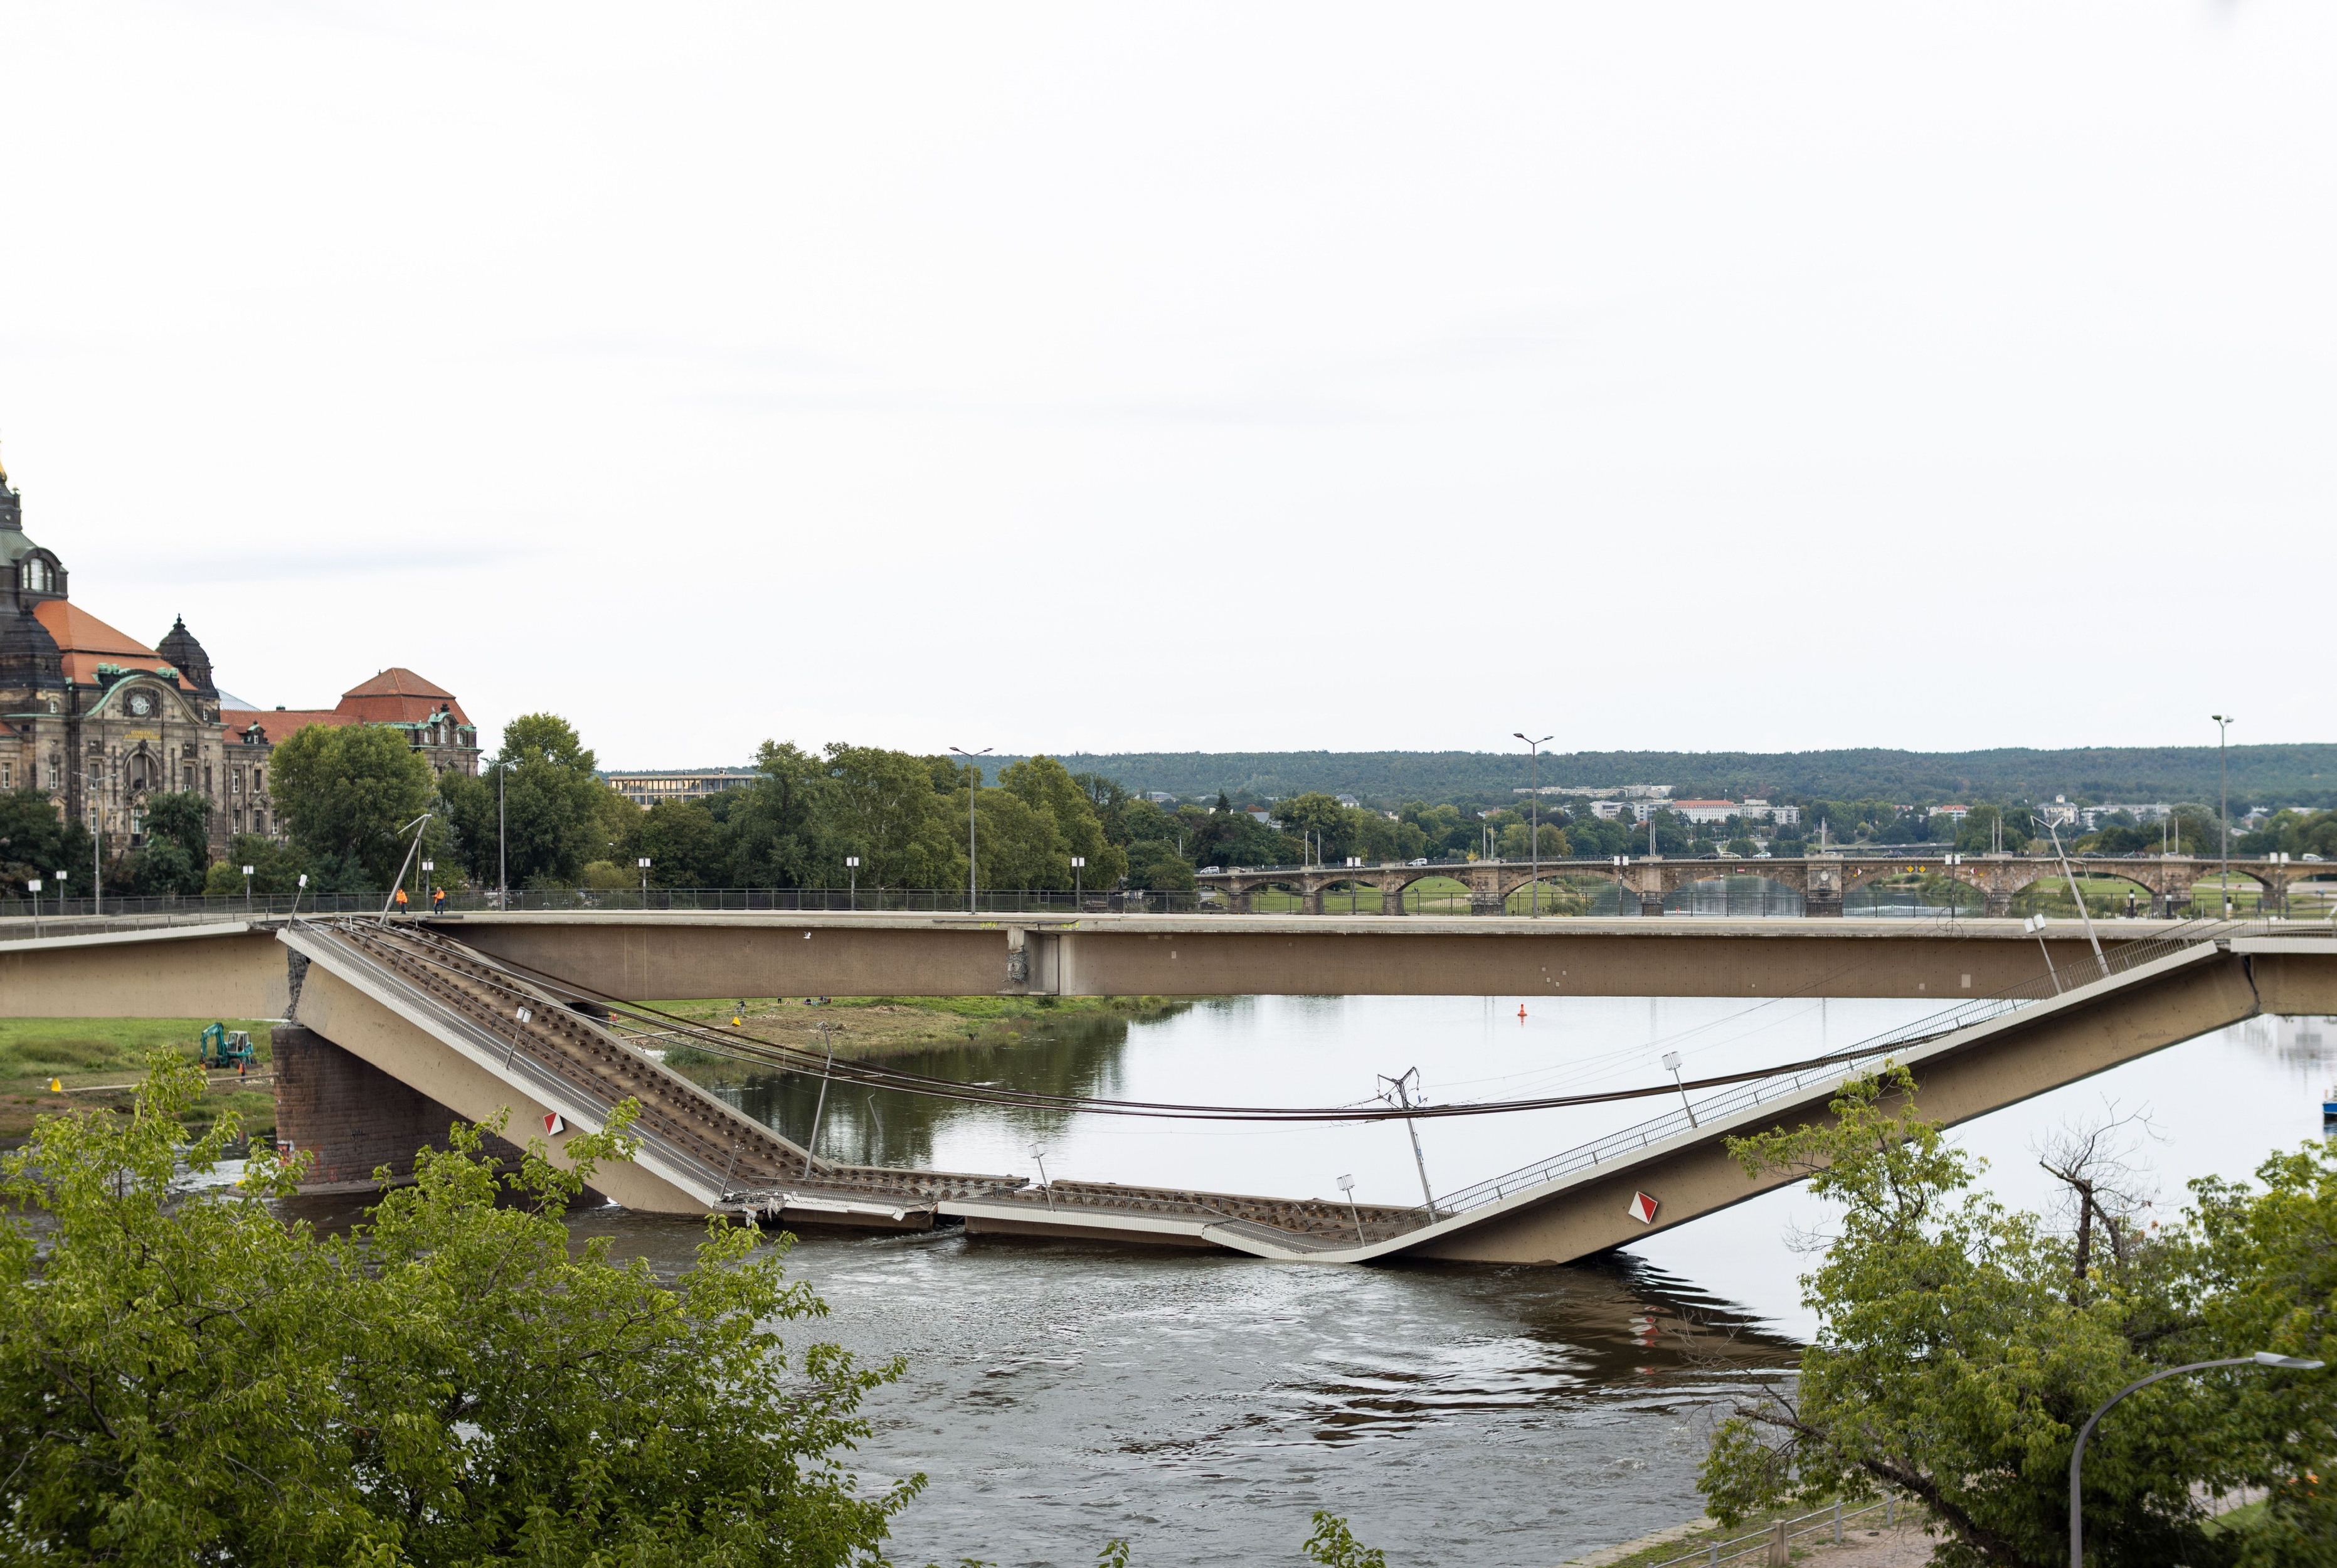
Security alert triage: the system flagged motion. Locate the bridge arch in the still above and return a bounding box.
[1662,872,1806,918]
[1495,869,1628,916]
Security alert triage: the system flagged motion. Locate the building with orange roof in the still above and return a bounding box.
[0,454,477,859]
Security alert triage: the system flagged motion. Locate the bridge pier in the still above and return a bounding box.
[271,1022,524,1192]
[1301,886,1326,915]
[1985,891,2013,918]
[1374,878,1409,914]
[1230,889,1253,913]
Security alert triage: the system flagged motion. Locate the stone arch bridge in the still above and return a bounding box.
[1197,852,2337,918]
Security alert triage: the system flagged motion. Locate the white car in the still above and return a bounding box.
[1197,866,1224,875]
[1407,857,1429,866]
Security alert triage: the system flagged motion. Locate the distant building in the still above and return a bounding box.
[1740,799,1800,825]
[1539,783,1673,800]
[1244,805,1280,829]
[1929,803,1972,822]
[1590,800,1629,820]
[1335,793,1361,809]
[2077,802,2173,829]
[1146,790,1178,805]
[2037,796,2080,828]
[224,668,480,780]
[1668,799,1740,824]
[603,768,760,808]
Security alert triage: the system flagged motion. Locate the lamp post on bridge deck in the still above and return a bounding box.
[2212,714,2234,915]
[1515,732,1552,916]
[949,746,992,913]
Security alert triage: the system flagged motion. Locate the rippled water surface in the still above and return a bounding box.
[586,995,2329,1565]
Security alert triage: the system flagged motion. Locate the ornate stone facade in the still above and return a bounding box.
[0,457,478,859]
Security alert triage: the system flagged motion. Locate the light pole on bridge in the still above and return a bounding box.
[2212,714,2234,915]
[1515,732,1552,917]
[949,746,992,913]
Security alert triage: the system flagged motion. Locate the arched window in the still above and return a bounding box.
[19,556,49,593]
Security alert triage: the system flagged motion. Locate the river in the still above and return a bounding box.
[578,995,2333,1567]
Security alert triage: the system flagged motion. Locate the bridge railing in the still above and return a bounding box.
[1429,914,2271,1221]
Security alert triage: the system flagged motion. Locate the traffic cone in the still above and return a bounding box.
[48,1078,63,1093]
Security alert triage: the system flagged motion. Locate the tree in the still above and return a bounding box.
[0,786,93,891]
[703,741,825,888]
[124,789,211,894]
[818,743,947,892]
[201,832,309,897]
[270,723,435,888]
[492,714,611,887]
[1699,1068,2337,1567]
[624,798,727,887]
[1003,756,1128,888]
[0,1054,920,1565]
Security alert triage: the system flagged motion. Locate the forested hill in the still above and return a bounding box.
[986,745,2337,808]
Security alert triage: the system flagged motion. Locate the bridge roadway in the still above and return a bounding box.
[1199,851,2337,916]
[7,914,2333,1266]
[0,908,2287,1017]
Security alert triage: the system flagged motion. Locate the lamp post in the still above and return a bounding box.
[845,855,860,909]
[242,863,255,914]
[1069,855,1084,908]
[948,746,991,913]
[1515,732,1553,916]
[637,857,652,906]
[1336,1173,1364,1245]
[54,868,66,919]
[2070,1351,2321,1568]
[2212,714,2234,915]
[1661,1050,1698,1127]
[27,876,40,940]
[420,858,434,912]
[496,761,507,911]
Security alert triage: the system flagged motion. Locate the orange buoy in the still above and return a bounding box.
[1517,1003,1527,1022]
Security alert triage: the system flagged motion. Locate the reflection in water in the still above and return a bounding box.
[716,1005,1141,1169]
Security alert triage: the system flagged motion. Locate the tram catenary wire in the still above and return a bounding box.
[352,919,1970,1125]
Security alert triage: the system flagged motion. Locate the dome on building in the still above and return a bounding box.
[0,602,66,691]
[157,615,216,693]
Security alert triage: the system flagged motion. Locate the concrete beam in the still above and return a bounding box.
[1406,946,2264,1264]
[439,911,2147,1002]
[0,923,286,1017]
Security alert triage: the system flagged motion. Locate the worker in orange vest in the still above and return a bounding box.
[432,886,447,914]
[393,886,410,914]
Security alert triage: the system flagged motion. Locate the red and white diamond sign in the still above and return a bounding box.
[542,1112,566,1136]
[1626,1191,1659,1225]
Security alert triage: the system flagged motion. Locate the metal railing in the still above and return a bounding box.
[1632,1495,1912,1568]
[1431,915,2267,1220]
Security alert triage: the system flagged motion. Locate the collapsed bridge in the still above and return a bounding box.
[123,916,2337,1264]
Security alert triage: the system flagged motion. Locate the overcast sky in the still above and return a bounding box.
[2,3,2329,768]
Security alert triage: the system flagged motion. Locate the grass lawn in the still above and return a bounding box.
[0,1017,280,1146]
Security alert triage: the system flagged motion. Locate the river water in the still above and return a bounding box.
[578,995,2334,1567]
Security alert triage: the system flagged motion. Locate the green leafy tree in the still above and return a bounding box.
[270,723,435,888]
[1495,820,1569,861]
[0,1053,920,1565]
[125,788,211,894]
[201,831,310,897]
[1700,1068,2336,1567]
[1002,755,1128,888]
[818,743,949,891]
[717,740,831,887]
[492,714,610,887]
[0,786,93,890]
[624,798,727,887]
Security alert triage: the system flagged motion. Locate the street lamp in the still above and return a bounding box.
[242,863,255,914]
[845,855,861,909]
[53,868,66,919]
[1515,733,1554,916]
[26,876,40,940]
[2070,1351,2322,1568]
[420,858,434,911]
[637,856,652,904]
[1069,854,1084,908]
[2212,714,2234,915]
[1336,1173,1364,1244]
[949,746,992,913]
[1660,1051,1698,1127]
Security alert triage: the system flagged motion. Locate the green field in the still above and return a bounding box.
[1,1017,279,1145]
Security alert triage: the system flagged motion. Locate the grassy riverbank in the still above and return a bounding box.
[644,993,1186,1074]
[0,1017,280,1145]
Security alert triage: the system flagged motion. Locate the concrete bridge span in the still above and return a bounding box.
[0,909,2281,1010]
